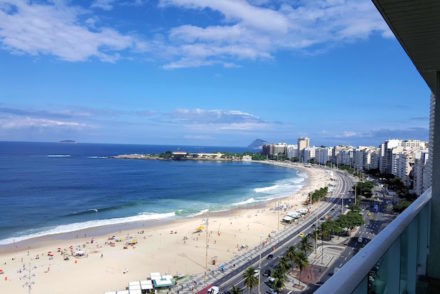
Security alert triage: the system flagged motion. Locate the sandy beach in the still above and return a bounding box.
[0,163,331,294]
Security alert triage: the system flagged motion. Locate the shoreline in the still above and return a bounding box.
[0,160,308,252]
[0,161,330,294]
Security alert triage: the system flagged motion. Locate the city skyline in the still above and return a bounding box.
[0,0,430,146]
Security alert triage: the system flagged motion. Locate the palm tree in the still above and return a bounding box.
[272,266,286,291]
[243,267,258,293]
[294,251,309,285]
[278,256,290,273]
[299,235,312,254]
[285,245,298,269]
[231,285,242,294]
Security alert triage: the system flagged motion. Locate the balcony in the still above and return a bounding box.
[316,188,432,293]
[317,1,440,292]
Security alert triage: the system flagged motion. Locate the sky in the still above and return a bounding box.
[0,0,431,147]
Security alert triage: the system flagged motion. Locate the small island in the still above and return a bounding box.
[113,150,267,162]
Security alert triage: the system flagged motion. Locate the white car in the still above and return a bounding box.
[253,269,260,278]
[207,286,219,294]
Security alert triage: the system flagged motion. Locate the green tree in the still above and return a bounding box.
[294,252,309,285]
[393,200,411,213]
[243,267,258,294]
[272,267,286,291]
[299,235,312,254]
[231,285,242,294]
[278,256,290,273]
[285,246,298,269]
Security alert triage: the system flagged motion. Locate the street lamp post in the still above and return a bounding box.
[258,235,263,294]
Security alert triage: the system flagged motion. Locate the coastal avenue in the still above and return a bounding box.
[174,166,353,293]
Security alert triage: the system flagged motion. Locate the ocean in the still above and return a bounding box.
[0,141,305,245]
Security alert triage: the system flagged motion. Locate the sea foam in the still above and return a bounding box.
[0,212,175,245]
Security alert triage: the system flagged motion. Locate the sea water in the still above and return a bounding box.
[0,141,306,244]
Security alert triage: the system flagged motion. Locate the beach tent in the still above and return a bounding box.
[127,239,137,245]
[129,290,142,294]
[282,216,294,223]
[140,280,153,291]
[74,250,85,257]
[151,273,174,288]
[152,277,174,288]
[129,281,141,291]
[297,208,308,215]
[150,272,161,281]
[116,291,129,294]
[287,211,300,219]
[104,292,116,294]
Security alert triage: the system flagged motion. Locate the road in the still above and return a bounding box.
[304,184,396,293]
[211,168,353,294]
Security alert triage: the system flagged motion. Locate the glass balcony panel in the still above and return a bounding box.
[367,239,400,293]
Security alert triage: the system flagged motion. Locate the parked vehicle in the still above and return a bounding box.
[207,286,220,294]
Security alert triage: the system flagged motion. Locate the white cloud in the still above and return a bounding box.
[0,0,139,62]
[0,0,391,67]
[0,117,86,129]
[91,0,115,11]
[169,108,271,131]
[160,0,289,33]
[159,0,391,68]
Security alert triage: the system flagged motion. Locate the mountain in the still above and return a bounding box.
[247,139,268,150]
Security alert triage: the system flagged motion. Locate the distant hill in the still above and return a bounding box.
[59,140,76,143]
[248,139,268,150]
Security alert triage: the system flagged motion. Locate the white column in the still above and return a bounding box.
[428,71,440,278]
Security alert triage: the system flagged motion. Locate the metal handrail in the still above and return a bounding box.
[315,188,432,294]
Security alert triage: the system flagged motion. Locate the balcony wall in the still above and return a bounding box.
[316,188,432,294]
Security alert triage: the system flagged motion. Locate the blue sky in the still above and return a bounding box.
[0,0,430,147]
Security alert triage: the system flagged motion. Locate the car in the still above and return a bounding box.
[266,277,275,284]
[267,289,278,294]
[263,269,271,277]
[331,208,335,211]
[207,286,220,294]
[358,237,363,243]
[266,254,274,259]
[253,269,260,277]
[299,232,305,238]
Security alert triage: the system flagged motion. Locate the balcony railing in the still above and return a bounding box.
[316,188,432,294]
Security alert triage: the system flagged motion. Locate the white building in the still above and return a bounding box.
[315,147,332,165]
[414,150,429,195]
[287,144,298,159]
[336,147,354,166]
[396,151,415,187]
[379,139,402,174]
[303,146,316,163]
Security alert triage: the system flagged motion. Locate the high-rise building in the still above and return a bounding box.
[414,150,429,195]
[287,144,298,159]
[315,147,332,165]
[303,146,315,163]
[261,143,287,158]
[297,137,310,162]
[379,139,402,174]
